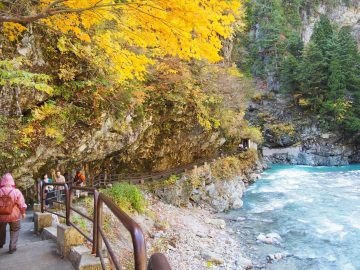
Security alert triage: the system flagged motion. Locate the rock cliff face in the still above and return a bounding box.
[262,140,356,166]
[244,1,360,166]
[152,152,264,212]
[12,114,151,186]
[246,94,360,166]
[11,109,226,194]
[301,2,360,46]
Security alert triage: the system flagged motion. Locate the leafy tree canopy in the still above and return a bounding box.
[1,0,242,82]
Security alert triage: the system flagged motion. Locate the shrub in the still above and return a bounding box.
[239,125,263,144]
[211,156,241,180]
[102,183,145,213]
[219,109,263,144]
[267,123,295,140]
[164,175,178,186]
[72,215,87,231]
[211,149,258,180]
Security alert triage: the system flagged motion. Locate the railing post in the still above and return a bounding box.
[65,183,70,226]
[95,196,103,257]
[67,186,72,226]
[40,180,44,213]
[93,191,99,255]
[36,179,40,204]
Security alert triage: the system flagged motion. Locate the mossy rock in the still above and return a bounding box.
[264,123,298,147]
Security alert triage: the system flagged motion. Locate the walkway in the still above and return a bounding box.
[0,210,74,270]
[94,149,244,187]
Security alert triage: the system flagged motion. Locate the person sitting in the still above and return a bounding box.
[0,173,27,254]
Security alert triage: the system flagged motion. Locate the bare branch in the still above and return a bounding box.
[0,1,123,23]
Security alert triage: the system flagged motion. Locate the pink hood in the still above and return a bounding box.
[1,173,15,187]
[0,173,27,222]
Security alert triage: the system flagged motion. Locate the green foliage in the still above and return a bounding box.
[164,175,179,186]
[241,0,359,137]
[247,0,288,78]
[0,59,53,94]
[280,54,300,92]
[297,42,328,109]
[311,15,334,55]
[219,109,263,145]
[241,0,353,96]
[267,123,296,140]
[71,215,87,231]
[102,183,145,213]
[277,13,359,136]
[336,27,360,93]
[239,125,264,144]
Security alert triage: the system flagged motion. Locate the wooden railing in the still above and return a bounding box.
[93,149,245,187]
[40,181,171,270]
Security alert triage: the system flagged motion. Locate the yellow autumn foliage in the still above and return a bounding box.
[2,22,27,41]
[3,0,242,82]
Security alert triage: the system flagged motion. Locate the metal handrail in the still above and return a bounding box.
[68,186,97,253]
[40,182,171,270]
[40,181,70,215]
[96,192,147,270]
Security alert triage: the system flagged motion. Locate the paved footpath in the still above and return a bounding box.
[0,210,74,270]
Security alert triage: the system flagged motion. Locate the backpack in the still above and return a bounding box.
[0,189,15,215]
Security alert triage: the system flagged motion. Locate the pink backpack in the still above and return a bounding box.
[0,189,15,215]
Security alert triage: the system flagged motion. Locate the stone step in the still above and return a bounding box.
[69,245,109,270]
[0,239,74,270]
[41,226,58,241]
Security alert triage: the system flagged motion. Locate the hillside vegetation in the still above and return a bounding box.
[0,1,263,187]
[236,0,360,140]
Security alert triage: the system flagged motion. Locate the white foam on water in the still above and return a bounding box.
[340,263,356,270]
[345,216,360,230]
[275,169,310,178]
[315,218,347,240]
[253,185,288,193]
[328,177,355,188]
[290,194,314,203]
[237,165,360,269]
[249,199,287,213]
[327,254,337,262]
[297,219,310,224]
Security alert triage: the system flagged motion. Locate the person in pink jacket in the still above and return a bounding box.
[0,173,27,254]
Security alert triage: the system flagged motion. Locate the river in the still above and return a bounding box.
[223,164,360,270]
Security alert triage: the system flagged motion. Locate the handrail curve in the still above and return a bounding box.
[40,181,170,270]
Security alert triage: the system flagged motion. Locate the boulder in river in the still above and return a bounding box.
[256,232,282,245]
[266,252,291,263]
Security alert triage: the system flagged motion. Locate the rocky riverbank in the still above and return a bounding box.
[88,153,264,269]
[150,149,264,212]
[134,195,253,270]
[134,153,264,269]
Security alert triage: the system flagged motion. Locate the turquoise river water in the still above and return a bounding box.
[224,165,360,270]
